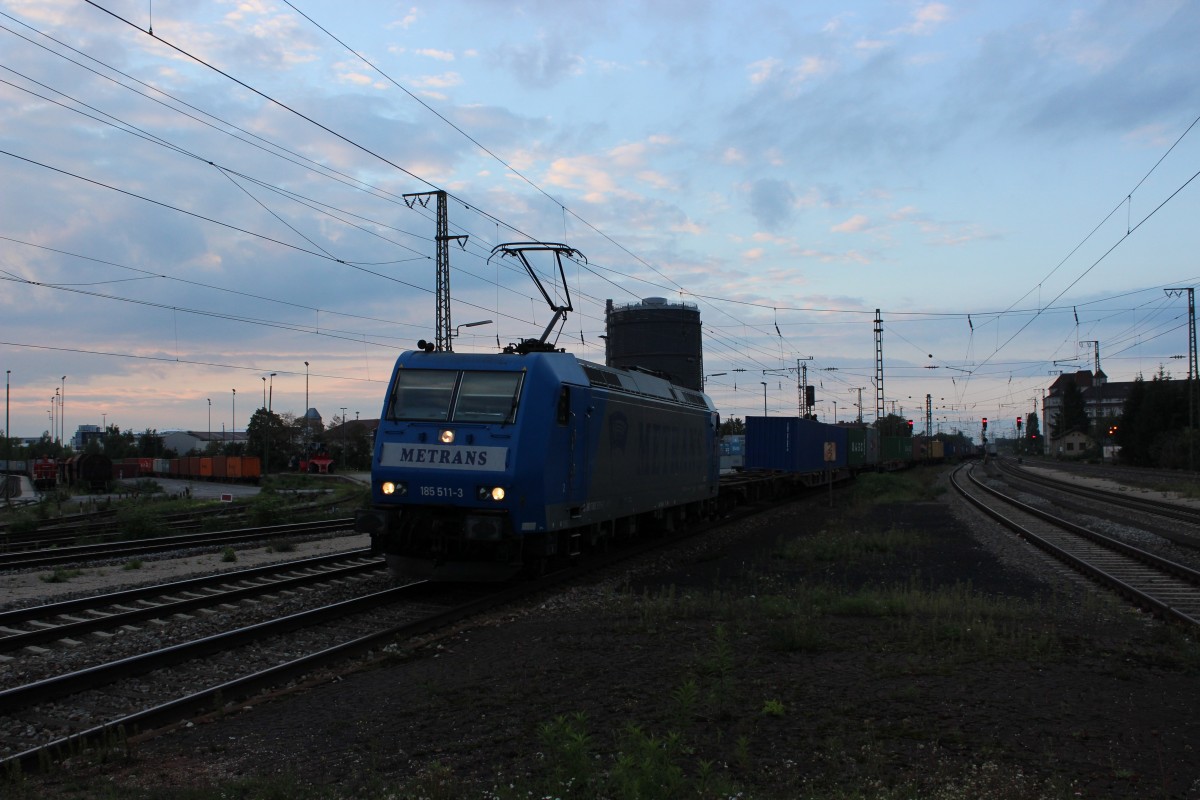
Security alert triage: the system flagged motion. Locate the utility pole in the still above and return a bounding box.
[873,309,885,423]
[848,388,865,424]
[4,369,9,505]
[1166,288,1197,470]
[763,357,813,417]
[797,357,813,416]
[404,190,468,351]
[340,406,348,467]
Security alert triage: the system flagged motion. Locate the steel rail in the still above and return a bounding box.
[0,548,372,626]
[0,480,815,773]
[0,518,355,571]
[0,553,382,652]
[995,458,1200,527]
[0,579,535,775]
[952,464,1200,627]
[0,580,428,715]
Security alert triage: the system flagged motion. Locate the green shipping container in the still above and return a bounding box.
[881,436,910,463]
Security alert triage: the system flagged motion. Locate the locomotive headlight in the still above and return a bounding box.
[440,429,455,444]
[477,485,506,501]
[381,481,407,496]
[382,481,396,495]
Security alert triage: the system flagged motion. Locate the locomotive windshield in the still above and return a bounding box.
[387,369,523,424]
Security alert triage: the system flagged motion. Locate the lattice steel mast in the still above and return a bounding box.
[874,309,884,423]
[404,190,467,351]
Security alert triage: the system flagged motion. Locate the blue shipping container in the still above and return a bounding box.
[745,416,848,473]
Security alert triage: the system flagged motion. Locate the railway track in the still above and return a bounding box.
[952,463,1200,627]
[994,457,1200,535]
[0,496,352,552]
[0,567,508,773]
[0,518,355,571]
[0,474,807,773]
[0,549,383,653]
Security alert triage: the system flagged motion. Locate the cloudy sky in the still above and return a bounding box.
[2,0,1199,443]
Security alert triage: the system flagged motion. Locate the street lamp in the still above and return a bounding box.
[61,376,65,448]
[304,361,310,414]
[340,406,348,468]
[269,373,276,412]
[760,381,767,416]
[703,372,726,387]
[53,388,59,445]
[5,370,9,465]
[262,376,267,409]
[451,319,492,345]
[207,399,211,447]
[231,388,236,448]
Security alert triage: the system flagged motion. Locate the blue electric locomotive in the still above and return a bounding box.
[356,348,721,580]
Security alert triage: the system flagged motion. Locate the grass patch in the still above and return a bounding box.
[114,504,163,539]
[7,512,40,536]
[122,558,143,570]
[621,578,1060,665]
[776,521,933,567]
[1159,480,1200,500]
[247,493,294,527]
[39,566,83,583]
[850,468,945,505]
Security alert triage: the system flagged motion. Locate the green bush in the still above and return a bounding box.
[115,504,161,539]
[8,512,39,536]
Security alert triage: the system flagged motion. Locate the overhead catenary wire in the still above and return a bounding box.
[2,4,1196,434]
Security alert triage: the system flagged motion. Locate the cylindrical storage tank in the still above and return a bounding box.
[605,297,704,391]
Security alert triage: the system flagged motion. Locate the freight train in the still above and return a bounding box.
[0,454,262,490]
[364,237,981,579]
[0,456,96,491]
[356,351,965,581]
[111,455,262,483]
